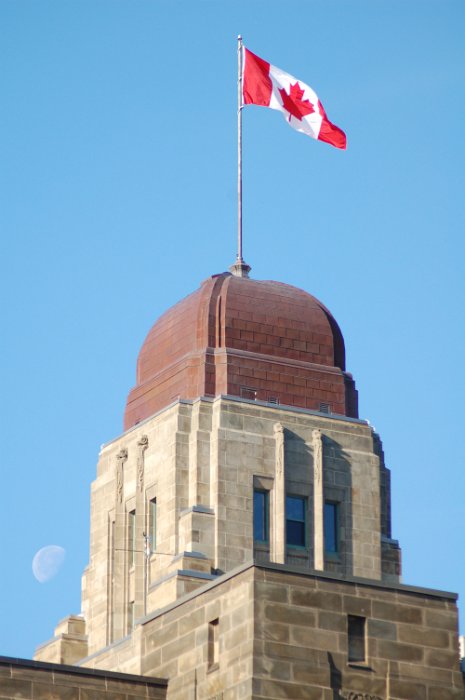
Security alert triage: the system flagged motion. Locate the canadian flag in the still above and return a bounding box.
[242,47,346,150]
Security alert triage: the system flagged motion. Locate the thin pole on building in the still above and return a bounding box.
[143,532,151,617]
[230,35,251,278]
[237,34,243,264]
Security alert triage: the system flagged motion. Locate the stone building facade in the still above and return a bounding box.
[0,655,166,700]
[34,271,464,698]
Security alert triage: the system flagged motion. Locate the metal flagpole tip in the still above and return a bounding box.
[237,34,242,41]
[229,257,251,278]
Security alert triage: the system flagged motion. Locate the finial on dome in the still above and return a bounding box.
[229,256,251,278]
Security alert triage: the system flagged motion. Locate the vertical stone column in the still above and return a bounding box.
[313,429,324,571]
[134,436,148,621]
[113,447,128,641]
[174,407,191,555]
[210,406,222,571]
[188,403,211,507]
[272,423,286,565]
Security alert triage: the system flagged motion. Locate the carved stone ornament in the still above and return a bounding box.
[116,448,127,504]
[137,435,148,448]
[137,435,148,492]
[274,422,284,476]
[116,468,123,504]
[312,429,323,485]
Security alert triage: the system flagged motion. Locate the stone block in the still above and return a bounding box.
[259,622,290,643]
[145,621,178,650]
[425,648,460,670]
[342,595,372,617]
[141,648,162,675]
[397,625,450,649]
[35,684,80,700]
[254,678,326,699]
[177,606,206,636]
[253,656,291,681]
[367,618,397,640]
[428,687,465,700]
[318,611,346,632]
[396,662,453,684]
[291,626,340,653]
[377,639,424,663]
[292,662,330,685]
[372,600,423,625]
[424,609,459,630]
[341,671,387,696]
[264,640,316,662]
[264,602,316,627]
[79,691,111,700]
[389,678,426,700]
[0,678,32,699]
[290,588,342,611]
[254,582,289,604]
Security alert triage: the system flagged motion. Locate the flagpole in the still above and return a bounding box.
[237,34,243,263]
[230,35,251,278]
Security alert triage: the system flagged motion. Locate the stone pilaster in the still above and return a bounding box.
[113,447,128,642]
[272,423,286,564]
[313,429,324,570]
[134,436,148,621]
[188,403,211,508]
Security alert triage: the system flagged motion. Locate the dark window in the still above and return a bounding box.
[253,490,269,543]
[208,618,219,670]
[324,501,339,553]
[149,498,157,551]
[348,615,366,663]
[128,510,136,566]
[286,496,306,547]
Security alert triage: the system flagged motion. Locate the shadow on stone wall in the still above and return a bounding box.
[281,431,353,576]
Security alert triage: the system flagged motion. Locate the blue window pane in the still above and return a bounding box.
[286,496,306,547]
[254,490,268,543]
[324,502,338,553]
[287,521,305,546]
[287,496,305,520]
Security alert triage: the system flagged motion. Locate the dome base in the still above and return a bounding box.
[229,258,251,278]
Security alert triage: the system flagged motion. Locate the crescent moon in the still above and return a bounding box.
[32,545,66,583]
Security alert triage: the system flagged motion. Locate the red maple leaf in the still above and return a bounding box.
[278,82,315,122]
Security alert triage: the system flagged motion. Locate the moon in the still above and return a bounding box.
[32,545,66,583]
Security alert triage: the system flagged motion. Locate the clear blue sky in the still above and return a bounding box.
[1,0,464,659]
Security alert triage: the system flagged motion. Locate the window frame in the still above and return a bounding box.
[347,615,367,664]
[324,500,340,555]
[128,509,136,568]
[253,489,270,545]
[149,497,157,553]
[285,495,307,549]
[208,618,219,671]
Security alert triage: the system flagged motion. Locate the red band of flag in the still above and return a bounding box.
[242,48,346,150]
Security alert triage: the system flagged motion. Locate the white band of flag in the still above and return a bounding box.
[242,47,346,149]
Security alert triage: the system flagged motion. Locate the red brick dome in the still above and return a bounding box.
[124,272,358,430]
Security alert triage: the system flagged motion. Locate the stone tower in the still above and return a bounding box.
[36,271,463,699]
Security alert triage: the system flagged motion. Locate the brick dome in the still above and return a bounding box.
[124,272,358,430]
